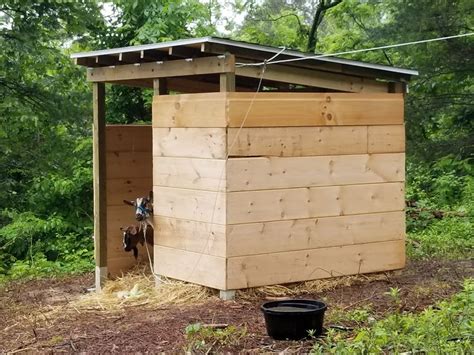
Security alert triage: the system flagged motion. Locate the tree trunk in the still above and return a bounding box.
[307,0,342,53]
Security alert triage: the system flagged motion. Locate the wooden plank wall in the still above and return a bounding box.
[152,92,406,290]
[106,125,153,277]
[224,93,406,289]
[152,100,227,289]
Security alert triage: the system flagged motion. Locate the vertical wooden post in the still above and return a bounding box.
[220,72,235,92]
[152,78,166,287]
[153,78,168,95]
[93,82,107,291]
[220,55,236,300]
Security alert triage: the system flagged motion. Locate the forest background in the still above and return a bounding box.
[0,0,472,280]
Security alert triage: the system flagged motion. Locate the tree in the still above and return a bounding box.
[307,0,342,52]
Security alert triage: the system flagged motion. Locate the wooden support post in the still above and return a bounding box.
[153,78,168,95]
[220,72,235,92]
[93,82,107,291]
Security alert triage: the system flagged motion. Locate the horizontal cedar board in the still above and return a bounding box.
[228,126,367,157]
[369,125,405,153]
[106,125,152,152]
[106,151,152,179]
[88,55,233,82]
[107,177,152,206]
[153,93,226,127]
[153,157,226,191]
[153,128,226,158]
[153,186,226,224]
[226,153,405,191]
[227,92,404,127]
[150,93,403,128]
[227,182,404,224]
[226,240,405,289]
[154,216,225,257]
[154,245,226,290]
[227,211,405,257]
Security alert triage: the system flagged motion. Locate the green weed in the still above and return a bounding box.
[312,279,474,354]
[184,323,247,352]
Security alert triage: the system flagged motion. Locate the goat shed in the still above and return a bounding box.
[72,37,418,297]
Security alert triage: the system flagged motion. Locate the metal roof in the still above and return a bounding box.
[71,36,418,81]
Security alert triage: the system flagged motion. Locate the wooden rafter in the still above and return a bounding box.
[236,63,390,93]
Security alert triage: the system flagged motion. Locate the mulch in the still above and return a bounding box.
[0,259,472,353]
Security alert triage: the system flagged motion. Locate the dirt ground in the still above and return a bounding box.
[1,259,472,353]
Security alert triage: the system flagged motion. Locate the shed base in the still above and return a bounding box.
[95,266,108,292]
[219,290,236,301]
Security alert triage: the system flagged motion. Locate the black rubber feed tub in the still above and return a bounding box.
[261,299,327,340]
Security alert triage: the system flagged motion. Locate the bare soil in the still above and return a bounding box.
[0,259,472,353]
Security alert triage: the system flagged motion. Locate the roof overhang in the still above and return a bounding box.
[71,37,418,93]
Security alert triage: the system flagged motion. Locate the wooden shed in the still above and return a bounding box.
[72,37,417,297]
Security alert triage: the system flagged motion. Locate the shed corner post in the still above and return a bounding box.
[220,53,236,92]
[93,82,107,291]
[220,54,236,300]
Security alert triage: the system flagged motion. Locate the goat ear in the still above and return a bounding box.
[132,247,138,259]
[120,227,125,231]
[123,199,135,207]
[147,191,153,203]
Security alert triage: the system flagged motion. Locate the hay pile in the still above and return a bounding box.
[238,273,390,300]
[71,267,215,312]
[64,267,390,313]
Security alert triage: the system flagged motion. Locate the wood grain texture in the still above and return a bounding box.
[105,125,153,274]
[154,216,225,257]
[227,92,404,127]
[88,55,234,82]
[153,186,226,224]
[226,182,404,224]
[236,65,389,93]
[153,128,226,158]
[153,157,226,191]
[106,152,152,179]
[226,240,406,289]
[93,83,107,269]
[228,126,367,157]
[226,211,405,257]
[154,245,226,290]
[106,125,152,152]
[369,125,405,153]
[152,93,227,127]
[107,178,152,206]
[226,153,405,191]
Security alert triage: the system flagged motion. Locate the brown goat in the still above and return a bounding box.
[120,224,153,259]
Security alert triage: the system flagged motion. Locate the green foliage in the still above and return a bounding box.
[0,1,102,280]
[407,217,474,260]
[184,323,247,352]
[99,0,217,123]
[312,279,474,354]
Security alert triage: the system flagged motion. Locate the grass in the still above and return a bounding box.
[311,279,474,354]
[184,323,247,352]
[407,216,473,260]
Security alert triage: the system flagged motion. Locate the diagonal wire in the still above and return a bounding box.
[236,32,474,67]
